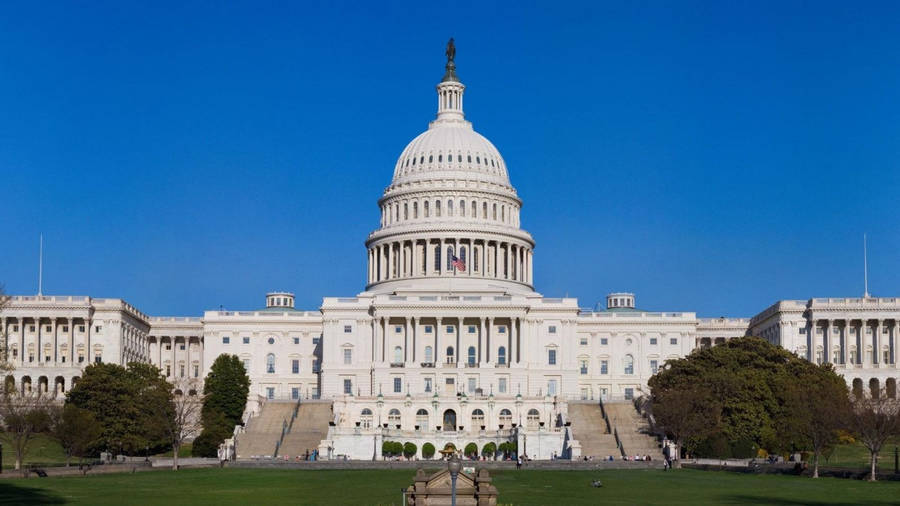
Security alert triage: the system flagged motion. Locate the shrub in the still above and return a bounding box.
[403,442,417,459]
[482,442,496,458]
[422,442,435,459]
[464,442,478,458]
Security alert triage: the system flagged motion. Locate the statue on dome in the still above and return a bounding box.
[446,38,456,63]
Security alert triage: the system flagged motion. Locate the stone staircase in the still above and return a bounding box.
[235,401,296,458]
[276,402,332,458]
[604,402,660,457]
[567,402,621,458]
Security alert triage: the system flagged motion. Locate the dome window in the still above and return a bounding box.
[412,157,416,166]
[467,155,472,163]
[405,159,409,167]
[476,156,480,164]
[420,156,424,164]
[429,155,433,163]
[457,154,462,162]
[490,159,494,167]
[438,154,442,163]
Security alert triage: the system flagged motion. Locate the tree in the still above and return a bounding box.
[482,442,496,459]
[0,393,53,471]
[403,441,417,459]
[165,379,203,470]
[848,389,900,481]
[650,384,722,457]
[422,442,435,459]
[66,362,173,455]
[52,404,102,466]
[193,355,250,457]
[464,442,478,458]
[778,362,851,478]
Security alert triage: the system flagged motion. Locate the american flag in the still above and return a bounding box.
[450,254,466,272]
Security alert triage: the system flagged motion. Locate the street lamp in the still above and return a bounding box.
[447,452,461,506]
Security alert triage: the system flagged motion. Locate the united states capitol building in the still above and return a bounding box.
[3,45,899,460]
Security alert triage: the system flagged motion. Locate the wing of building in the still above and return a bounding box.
[3,46,898,460]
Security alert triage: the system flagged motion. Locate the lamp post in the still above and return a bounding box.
[447,452,461,506]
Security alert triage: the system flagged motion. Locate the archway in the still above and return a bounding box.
[54,376,65,397]
[443,409,457,431]
[3,375,14,395]
[852,378,863,398]
[21,376,32,396]
[870,378,880,398]
[886,378,897,399]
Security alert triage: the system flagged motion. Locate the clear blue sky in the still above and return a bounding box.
[2,2,899,318]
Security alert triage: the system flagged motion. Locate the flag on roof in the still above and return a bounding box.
[451,254,466,272]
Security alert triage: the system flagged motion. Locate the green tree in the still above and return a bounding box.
[422,442,435,459]
[403,442,417,459]
[193,355,250,458]
[66,362,173,455]
[0,394,53,471]
[464,442,478,458]
[481,442,496,459]
[52,404,102,466]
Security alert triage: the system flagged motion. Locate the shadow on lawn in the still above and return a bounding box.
[0,482,66,504]
[726,496,897,506]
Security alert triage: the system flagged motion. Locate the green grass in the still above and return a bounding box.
[0,434,68,469]
[151,444,193,459]
[0,467,897,505]
[824,437,900,469]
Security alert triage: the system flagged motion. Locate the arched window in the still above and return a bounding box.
[472,409,485,427]
[482,202,487,219]
[446,246,454,271]
[413,202,418,219]
[460,200,465,216]
[492,203,497,220]
[361,408,373,429]
[428,155,433,163]
[403,203,408,220]
[446,346,455,363]
[623,354,634,375]
[471,201,476,217]
[527,408,540,428]
[388,408,401,425]
[499,409,512,426]
[394,346,403,364]
[435,200,441,217]
[424,201,430,218]
[457,154,462,162]
[434,246,441,272]
[448,199,454,216]
[460,247,466,267]
[416,409,429,430]
[497,346,506,365]
[502,206,505,222]
[266,353,275,374]
[467,346,476,365]
[474,247,479,272]
[425,346,433,363]
[438,154,442,163]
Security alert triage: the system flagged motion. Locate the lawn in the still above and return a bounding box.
[0,467,897,505]
[0,435,68,469]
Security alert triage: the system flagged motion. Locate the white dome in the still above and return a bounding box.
[391,122,511,187]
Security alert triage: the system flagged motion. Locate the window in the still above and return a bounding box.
[468,325,476,334]
[624,355,634,375]
[624,387,634,400]
[497,346,506,365]
[527,409,540,428]
[180,364,185,377]
[394,346,403,364]
[78,325,85,333]
[799,327,806,335]
[434,246,441,271]
[343,379,352,395]
[388,409,401,425]
[343,348,352,365]
[94,355,101,364]
[166,365,171,377]
[344,325,352,333]
[424,378,432,392]
[467,346,476,365]
[395,326,402,333]
[222,337,230,344]
[579,359,588,375]
[425,325,433,333]
[600,337,608,345]
[650,360,658,374]
[425,346,433,363]
[446,246,454,270]
[95,325,102,333]
[312,359,320,373]
[669,337,678,345]
[548,379,558,396]
[498,378,507,393]
[313,337,321,345]
[291,387,300,400]
[292,359,300,374]
[446,346,454,363]
[394,377,402,393]
[549,325,557,334]
[194,365,199,378]
[165,344,172,350]
[179,344,185,350]
[600,360,608,375]
[446,325,454,334]
[267,337,275,345]
[242,359,250,371]
[243,337,250,344]
[293,337,300,345]
[467,377,476,393]
[548,349,557,365]
[266,387,275,400]
[62,325,68,332]
[649,337,657,345]
[579,338,588,346]
[266,354,275,374]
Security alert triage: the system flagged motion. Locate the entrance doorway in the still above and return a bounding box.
[443,409,457,431]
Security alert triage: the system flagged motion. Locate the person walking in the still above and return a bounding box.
[516,455,522,470]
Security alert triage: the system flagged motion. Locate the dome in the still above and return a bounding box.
[391,121,511,187]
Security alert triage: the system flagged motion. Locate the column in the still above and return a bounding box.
[411,317,416,362]
[893,320,899,366]
[381,318,386,363]
[456,317,461,368]
[862,320,871,367]
[509,318,514,365]
[401,241,407,278]
[412,240,419,277]
[404,317,409,363]
[425,240,433,276]
[187,336,192,377]
[435,317,441,364]
[841,321,848,365]
[479,317,486,365]
[36,317,42,364]
[85,318,92,364]
[876,320,883,366]
[51,318,58,364]
[387,242,394,280]
[18,318,25,366]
